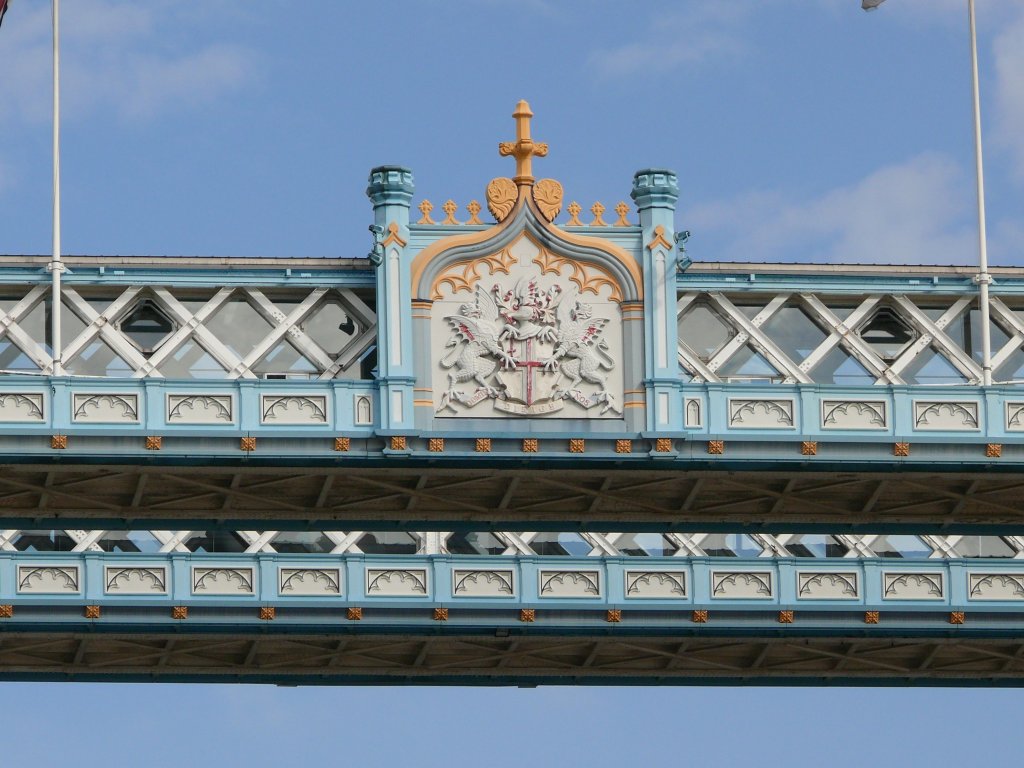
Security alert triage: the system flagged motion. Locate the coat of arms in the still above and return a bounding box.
[436,272,621,417]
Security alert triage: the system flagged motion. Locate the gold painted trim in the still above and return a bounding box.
[645,224,673,251]
[441,200,460,225]
[532,240,622,303]
[417,200,436,225]
[381,221,407,248]
[411,193,643,301]
[432,247,516,301]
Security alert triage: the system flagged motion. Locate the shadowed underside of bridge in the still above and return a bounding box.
[2,630,1024,686]
[1,463,1022,532]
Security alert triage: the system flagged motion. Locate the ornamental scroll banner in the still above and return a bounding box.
[432,235,624,418]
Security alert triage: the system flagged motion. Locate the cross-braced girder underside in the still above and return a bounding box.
[2,631,1024,686]
[1,464,1023,531]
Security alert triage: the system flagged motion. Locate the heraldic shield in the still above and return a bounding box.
[408,100,645,422]
[428,234,626,419]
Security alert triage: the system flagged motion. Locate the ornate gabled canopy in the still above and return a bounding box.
[405,102,653,420]
[411,100,643,302]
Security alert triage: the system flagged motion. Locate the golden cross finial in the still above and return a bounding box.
[498,100,548,186]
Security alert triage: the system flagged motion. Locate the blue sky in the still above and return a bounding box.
[2,1,1024,762]
[1,682,1023,767]
[1,0,1022,266]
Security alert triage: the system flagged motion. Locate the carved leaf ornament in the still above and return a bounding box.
[532,178,563,222]
[486,177,518,222]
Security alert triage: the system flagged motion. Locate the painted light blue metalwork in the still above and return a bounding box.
[1,552,1020,618]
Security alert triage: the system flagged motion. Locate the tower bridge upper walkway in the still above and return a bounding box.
[0,103,1023,685]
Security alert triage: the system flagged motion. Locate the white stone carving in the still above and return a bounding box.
[452,569,515,597]
[365,568,428,596]
[0,392,45,422]
[192,567,255,595]
[913,400,979,431]
[625,570,687,599]
[727,399,794,429]
[279,568,342,596]
[821,400,887,430]
[711,571,773,599]
[1006,402,1024,432]
[433,237,623,419]
[968,573,1024,601]
[354,395,373,425]
[684,398,702,428]
[72,393,139,423]
[539,570,601,598]
[104,566,167,594]
[797,572,859,600]
[17,565,80,594]
[167,394,233,424]
[883,572,944,600]
[260,394,328,424]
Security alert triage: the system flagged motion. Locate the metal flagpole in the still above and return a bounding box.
[50,0,63,375]
[863,0,994,386]
[968,0,993,386]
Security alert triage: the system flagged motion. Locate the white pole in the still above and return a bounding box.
[968,0,993,386]
[50,0,63,375]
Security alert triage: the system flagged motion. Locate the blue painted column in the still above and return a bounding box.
[366,166,416,433]
[631,169,683,432]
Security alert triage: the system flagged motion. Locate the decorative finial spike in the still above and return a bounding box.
[499,100,548,186]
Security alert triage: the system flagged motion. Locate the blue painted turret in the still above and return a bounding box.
[366,166,416,432]
[632,168,683,432]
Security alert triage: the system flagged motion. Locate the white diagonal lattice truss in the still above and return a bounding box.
[0,285,376,379]
[1,528,1021,560]
[676,291,1024,385]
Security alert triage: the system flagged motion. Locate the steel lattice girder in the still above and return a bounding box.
[1,463,1024,532]
[1,631,1024,686]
